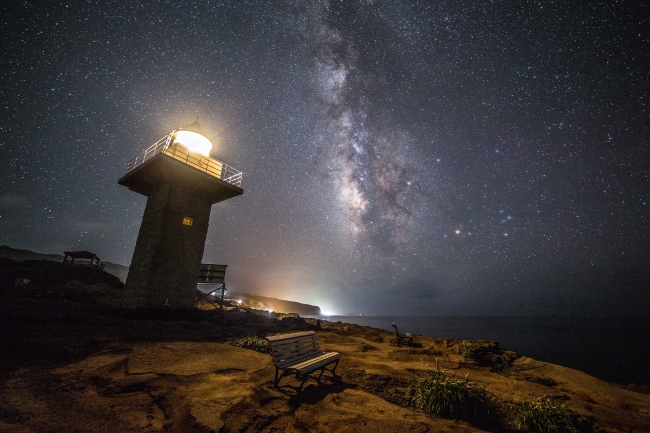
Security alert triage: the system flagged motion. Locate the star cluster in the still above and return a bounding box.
[1,1,648,315]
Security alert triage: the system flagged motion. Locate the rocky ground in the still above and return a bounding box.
[1,277,649,432]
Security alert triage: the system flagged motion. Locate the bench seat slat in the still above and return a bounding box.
[290,353,340,373]
[278,352,340,373]
[271,340,320,354]
[271,340,321,359]
[276,353,324,369]
[269,334,316,344]
[274,353,323,366]
[271,344,320,357]
[271,338,318,347]
[271,341,320,354]
[266,331,316,342]
[275,351,325,368]
[272,345,321,360]
[273,345,319,353]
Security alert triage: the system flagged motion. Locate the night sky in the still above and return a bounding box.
[2,1,649,316]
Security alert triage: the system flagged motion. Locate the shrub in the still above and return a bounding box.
[513,398,594,433]
[497,353,515,368]
[227,336,272,354]
[457,341,485,359]
[410,369,499,426]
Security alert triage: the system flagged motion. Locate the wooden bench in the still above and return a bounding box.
[266,331,340,388]
[392,322,413,347]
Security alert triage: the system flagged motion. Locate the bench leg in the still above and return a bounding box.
[317,359,340,383]
[274,369,298,389]
[274,359,340,389]
[298,375,308,390]
[329,359,339,376]
[275,368,292,388]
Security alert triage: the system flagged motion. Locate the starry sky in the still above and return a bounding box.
[2,1,649,316]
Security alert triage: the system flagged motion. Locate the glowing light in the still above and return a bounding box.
[173,130,212,156]
[455,230,461,234]
[237,299,242,304]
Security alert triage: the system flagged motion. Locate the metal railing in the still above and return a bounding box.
[124,133,242,188]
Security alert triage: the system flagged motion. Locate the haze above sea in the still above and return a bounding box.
[305,315,650,386]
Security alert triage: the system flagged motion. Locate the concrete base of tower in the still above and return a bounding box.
[120,179,213,308]
[121,296,196,309]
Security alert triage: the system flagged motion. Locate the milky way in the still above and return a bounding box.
[1,1,648,315]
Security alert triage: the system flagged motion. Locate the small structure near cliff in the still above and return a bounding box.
[63,251,102,268]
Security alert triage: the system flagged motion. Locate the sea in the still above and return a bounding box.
[305,315,650,386]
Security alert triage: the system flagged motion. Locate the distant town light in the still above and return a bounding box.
[173,130,212,156]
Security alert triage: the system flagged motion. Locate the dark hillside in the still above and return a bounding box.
[0,245,129,282]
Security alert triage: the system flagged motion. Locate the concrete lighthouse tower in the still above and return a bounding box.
[118,122,243,308]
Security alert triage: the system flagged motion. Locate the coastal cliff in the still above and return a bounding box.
[227,290,321,315]
[1,260,648,431]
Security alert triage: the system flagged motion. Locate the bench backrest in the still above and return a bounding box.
[266,331,324,369]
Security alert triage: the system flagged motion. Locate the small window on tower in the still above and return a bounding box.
[182,217,193,226]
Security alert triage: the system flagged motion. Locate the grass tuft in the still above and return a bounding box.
[513,398,594,433]
[410,368,499,426]
[227,336,272,354]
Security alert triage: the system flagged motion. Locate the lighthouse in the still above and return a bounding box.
[118,122,243,308]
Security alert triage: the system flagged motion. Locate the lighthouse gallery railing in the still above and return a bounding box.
[124,134,242,188]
